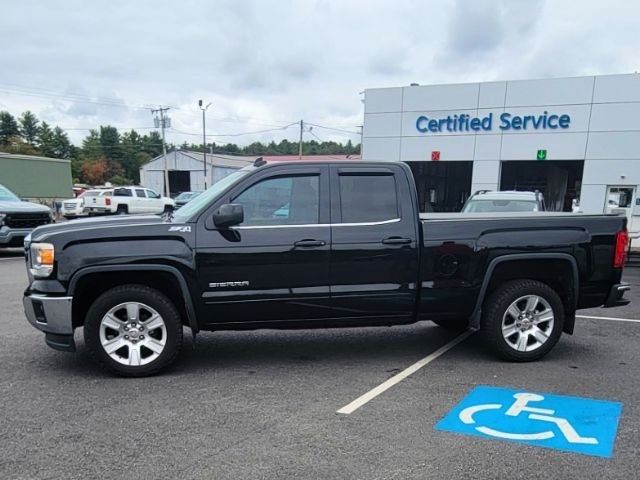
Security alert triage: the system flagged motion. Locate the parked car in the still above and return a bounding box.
[23,161,629,376]
[462,190,545,213]
[86,186,174,215]
[174,191,203,208]
[62,189,113,219]
[0,183,53,248]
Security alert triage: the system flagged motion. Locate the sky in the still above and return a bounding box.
[1,0,639,147]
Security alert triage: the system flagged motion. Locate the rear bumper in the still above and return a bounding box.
[83,206,110,214]
[604,283,630,308]
[23,293,75,352]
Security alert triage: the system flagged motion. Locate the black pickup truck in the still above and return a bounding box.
[22,161,630,376]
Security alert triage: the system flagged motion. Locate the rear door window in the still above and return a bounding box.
[114,188,132,197]
[135,189,147,198]
[339,174,398,223]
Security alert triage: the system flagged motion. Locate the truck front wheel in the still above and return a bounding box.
[481,279,564,362]
[84,285,183,377]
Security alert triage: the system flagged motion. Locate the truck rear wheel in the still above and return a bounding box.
[116,205,128,215]
[481,279,564,362]
[84,285,183,377]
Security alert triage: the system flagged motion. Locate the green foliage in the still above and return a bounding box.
[0,111,20,146]
[0,109,361,185]
[37,122,55,157]
[19,111,39,145]
[107,174,132,185]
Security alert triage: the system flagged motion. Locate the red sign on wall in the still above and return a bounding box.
[431,150,440,161]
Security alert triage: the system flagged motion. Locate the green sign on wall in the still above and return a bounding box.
[536,149,547,160]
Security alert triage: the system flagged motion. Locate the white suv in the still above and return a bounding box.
[62,189,113,219]
[462,190,546,213]
[89,186,175,215]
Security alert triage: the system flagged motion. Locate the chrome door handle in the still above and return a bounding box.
[294,239,326,247]
[382,237,412,245]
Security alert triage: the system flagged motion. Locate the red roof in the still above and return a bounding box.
[262,155,361,163]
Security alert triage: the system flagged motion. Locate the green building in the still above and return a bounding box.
[0,152,72,200]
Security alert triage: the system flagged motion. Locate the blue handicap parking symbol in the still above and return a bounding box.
[436,386,622,458]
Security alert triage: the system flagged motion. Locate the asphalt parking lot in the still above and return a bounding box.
[1,247,639,479]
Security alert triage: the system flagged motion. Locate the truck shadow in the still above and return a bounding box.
[64,322,467,377]
[50,322,590,378]
[0,248,24,258]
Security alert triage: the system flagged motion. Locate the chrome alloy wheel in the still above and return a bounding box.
[99,302,167,366]
[501,295,554,352]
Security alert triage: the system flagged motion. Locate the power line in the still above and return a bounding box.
[0,87,155,111]
[305,122,361,135]
[0,82,141,105]
[60,126,157,131]
[169,123,297,138]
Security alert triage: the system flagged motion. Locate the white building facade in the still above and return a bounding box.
[363,73,640,233]
[139,151,254,196]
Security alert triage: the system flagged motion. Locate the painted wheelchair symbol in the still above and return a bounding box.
[459,392,598,445]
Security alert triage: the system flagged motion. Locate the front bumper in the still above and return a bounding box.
[23,293,75,351]
[604,283,630,308]
[0,227,33,246]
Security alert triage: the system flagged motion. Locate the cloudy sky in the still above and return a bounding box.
[1,0,638,146]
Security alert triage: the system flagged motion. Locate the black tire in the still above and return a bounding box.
[432,318,469,331]
[163,204,174,213]
[84,285,183,377]
[481,279,564,362]
[116,205,128,215]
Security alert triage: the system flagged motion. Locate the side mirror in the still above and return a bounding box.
[213,203,244,228]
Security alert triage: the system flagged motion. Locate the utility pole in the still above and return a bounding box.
[298,120,304,160]
[152,107,171,197]
[199,100,212,190]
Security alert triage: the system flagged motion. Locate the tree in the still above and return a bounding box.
[36,122,55,157]
[141,131,164,158]
[0,111,19,146]
[81,157,108,185]
[52,127,71,158]
[121,129,148,183]
[19,111,39,146]
[99,125,124,177]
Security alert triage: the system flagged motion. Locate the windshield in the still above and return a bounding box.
[463,199,538,213]
[172,166,255,222]
[0,184,20,202]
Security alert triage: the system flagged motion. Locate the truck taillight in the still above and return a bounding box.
[614,229,629,268]
[105,198,111,206]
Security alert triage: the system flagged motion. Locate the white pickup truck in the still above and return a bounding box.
[85,186,175,215]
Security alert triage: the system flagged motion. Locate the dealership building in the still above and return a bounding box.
[362,73,640,232]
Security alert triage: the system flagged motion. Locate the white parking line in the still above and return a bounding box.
[337,330,474,415]
[577,314,640,324]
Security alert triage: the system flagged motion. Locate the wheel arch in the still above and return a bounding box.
[68,265,199,333]
[470,253,579,334]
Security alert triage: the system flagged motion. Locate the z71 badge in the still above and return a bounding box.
[168,226,191,233]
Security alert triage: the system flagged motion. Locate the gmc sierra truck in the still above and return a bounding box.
[22,161,630,376]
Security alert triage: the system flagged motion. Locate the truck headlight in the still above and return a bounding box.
[30,242,55,278]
